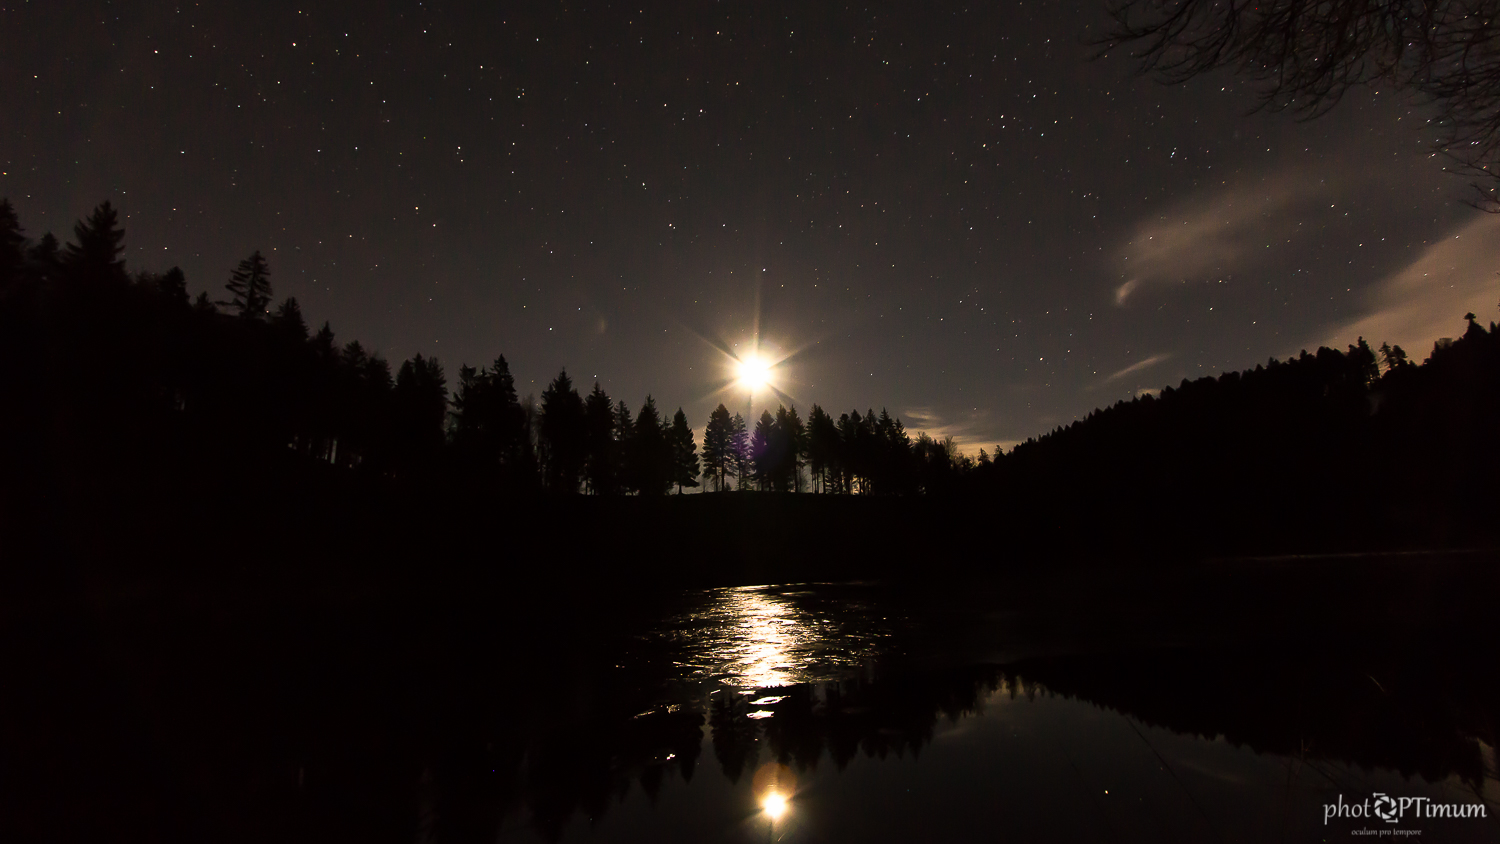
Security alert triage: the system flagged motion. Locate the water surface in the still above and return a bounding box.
[5,563,1498,843]
[492,581,1499,843]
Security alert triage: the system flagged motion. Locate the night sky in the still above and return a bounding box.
[6,0,1499,453]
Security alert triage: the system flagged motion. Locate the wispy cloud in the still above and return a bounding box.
[900,406,1014,458]
[1317,214,1500,358]
[1112,171,1335,306]
[1103,353,1172,383]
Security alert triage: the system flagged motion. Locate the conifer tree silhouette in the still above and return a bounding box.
[270,297,308,340]
[806,404,837,493]
[156,267,189,309]
[451,355,532,487]
[583,382,617,495]
[332,342,373,467]
[222,250,272,318]
[701,404,733,491]
[0,199,24,292]
[730,412,750,490]
[668,408,699,493]
[750,410,776,491]
[777,404,807,491]
[839,411,866,493]
[62,201,127,286]
[539,369,587,493]
[627,396,673,495]
[612,399,634,489]
[487,356,528,475]
[1348,337,1379,387]
[392,353,446,476]
[27,232,61,284]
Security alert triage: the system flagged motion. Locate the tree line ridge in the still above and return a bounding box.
[4,200,1498,554]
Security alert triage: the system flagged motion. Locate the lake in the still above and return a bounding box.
[4,558,1497,842]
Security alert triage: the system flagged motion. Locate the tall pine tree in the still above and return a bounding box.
[583,383,617,494]
[627,396,672,496]
[806,404,838,493]
[0,199,25,293]
[778,404,807,492]
[270,297,308,340]
[612,399,634,490]
[392,353,446,475]
[62,201,127,286]
[730,412,750,491]
[222,250,273,318]
[539,368,587,493]
[668,408,699,493]
[701,404,733,491]
[750,410,776,491]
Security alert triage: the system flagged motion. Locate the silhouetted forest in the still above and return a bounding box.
[0,199,972,500]
[968,319,1500,552]
[4,199,1499,578]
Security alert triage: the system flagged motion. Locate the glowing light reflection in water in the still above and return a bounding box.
[659,585,892,689]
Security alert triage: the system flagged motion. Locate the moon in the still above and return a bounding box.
[736,355,772,390]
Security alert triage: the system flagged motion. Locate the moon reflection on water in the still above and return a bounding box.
[660,585,892,690]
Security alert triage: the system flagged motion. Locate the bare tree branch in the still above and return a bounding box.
[1097,0,1500,206]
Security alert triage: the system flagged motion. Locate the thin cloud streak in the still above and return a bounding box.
[1103,353,1172,383]
[1317,214,1500,359]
